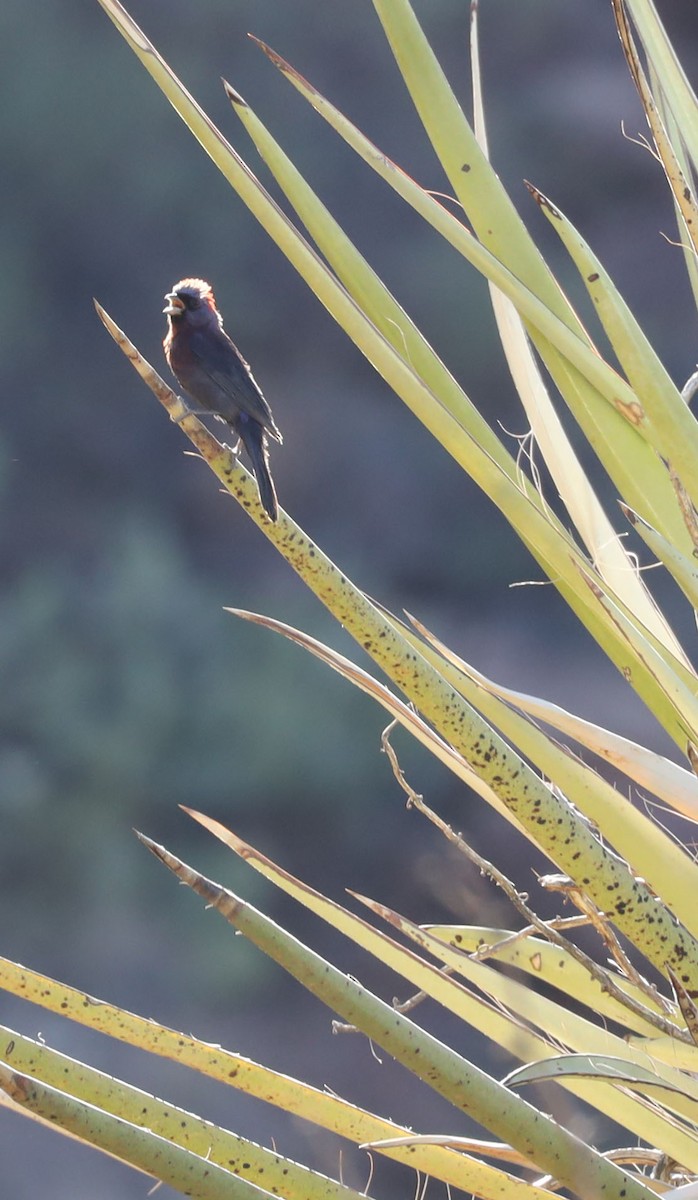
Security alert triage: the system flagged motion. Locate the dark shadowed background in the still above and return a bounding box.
[2,1,698,1194]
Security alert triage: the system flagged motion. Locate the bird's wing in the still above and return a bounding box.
[190,327,282,441]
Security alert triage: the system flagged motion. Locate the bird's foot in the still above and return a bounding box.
[222,438,242,456]
[169,397,210,424]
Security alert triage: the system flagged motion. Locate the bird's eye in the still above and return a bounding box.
[186,295,200,310]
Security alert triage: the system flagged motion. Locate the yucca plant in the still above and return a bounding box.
[3,0,698,1196]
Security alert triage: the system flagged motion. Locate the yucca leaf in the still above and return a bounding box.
[528,183,698,516]
[95,307,698,984]
[469,14,685,661]
[94,3,697,739]
[622,0,698,168]
[423,926,675,1036]
[175,814,698,1169]
[612,0,698,261]
[392,609,698,935]
[505,1054,697,1105]
[0,1028,357,1200]
[352,897,698,1131]
[138,829,658,1200]
[421,620,698,823]
[621,502,698,619]
[252,38,690,560]
[0,1064,264,1200]
[0,967,526,1196]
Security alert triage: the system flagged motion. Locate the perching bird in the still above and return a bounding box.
[163,278,282,521]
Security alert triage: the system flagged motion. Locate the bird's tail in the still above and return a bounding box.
[242,420,279,522]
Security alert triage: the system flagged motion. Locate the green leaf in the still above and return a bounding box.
[137,828,658,1200]
[0,1063,267,1200]
[505,1054,697,1105]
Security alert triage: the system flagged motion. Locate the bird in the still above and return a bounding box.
[163,278,282,521]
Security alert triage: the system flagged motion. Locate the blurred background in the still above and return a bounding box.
[2,0,698,1194]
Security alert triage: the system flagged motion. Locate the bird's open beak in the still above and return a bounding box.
[163,293,185,316]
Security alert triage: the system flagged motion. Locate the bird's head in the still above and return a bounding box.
[163,279,222,329]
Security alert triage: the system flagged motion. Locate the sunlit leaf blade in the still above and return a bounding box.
[179,815,698,1168]
[245,44,698,711]
[470,23,681,660]
[371,0,574,316]
[0,1027,361,1200]
[407,605,698,825]
[139,828,658,1200]
[621,502,698,623]
[366,0,698,561]
[239,54,684,667]
[528,183,698,520]
[96,5,696,741]
[95,4,514,501]
[505,1054,697,1104]
[626,1032,698,1073]
[236,601,698,940]
[95,309,698,980]
[347,895,698,1123]
[224,608,531,839]
[396,609,698,937]
[464,640,698,824]
[233,54,653,560]
[361,1133,537,1170]
[223,80,520,486]
[658,91,698,310]
[622,0,698,169]
[574,561,698,742]
[0,966,523,1196]
[612,0,698,260]
[668,967,698,1050]
[422,926,676,1037]
[231,61,688,641]
[0,1064,265,1200]
[252,37,691,562]
[375,0,698,397]
[182,815,559,1068]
